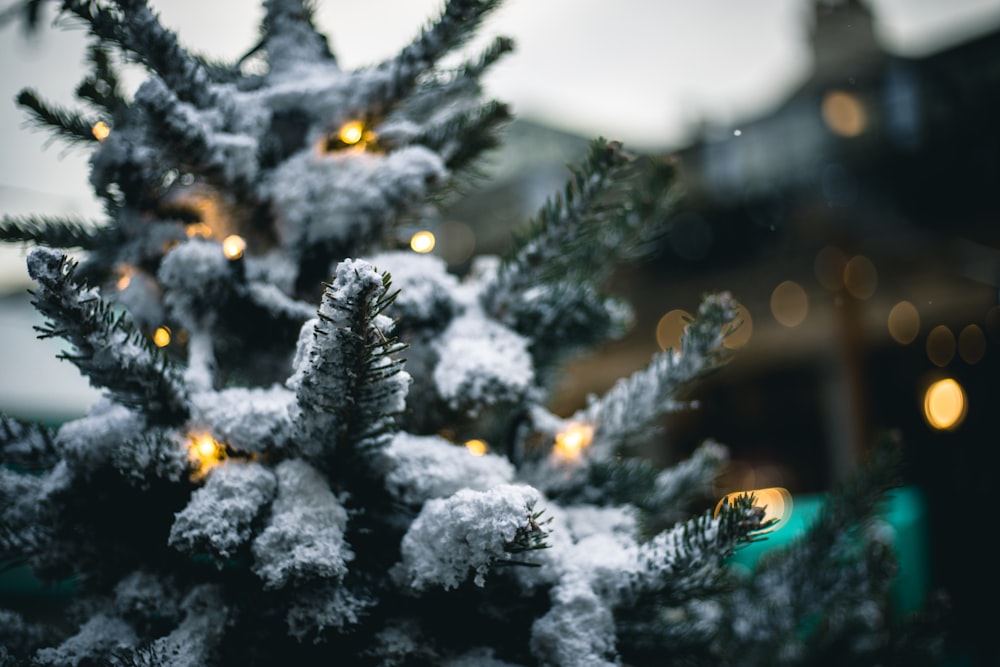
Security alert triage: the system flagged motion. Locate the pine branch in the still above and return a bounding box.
[61,0,216,107]
[1,215,111,249]
[25,248,189,425]
[75,42,129,114]
[292,259,410,471]
[16,88,101,146]
[581,292,739,457]
[363,0,502,116]
[413,100,511,172]
[0,414,59,473]
[261,0,336,73]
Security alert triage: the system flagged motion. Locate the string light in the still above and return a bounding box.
[464,439,488,456]
[551,422,594,464]
[339,120,365,145]
[714,487,793,533]
[222,234,246,260]
[152,326,171,348]
[92,121,111,142]
[186,432,226,479]
[115,263,136,291]
[410,231,436,253]
[923,378,967,431]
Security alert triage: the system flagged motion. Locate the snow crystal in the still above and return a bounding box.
[433,312,534,417]
[381,431,515,505]
[395,484,543,590]
[34,614,137,666]
[190,384,295,454]
[252,458,353,588]
[168,461,276,564]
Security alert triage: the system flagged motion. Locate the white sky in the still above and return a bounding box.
[1,0,999,288]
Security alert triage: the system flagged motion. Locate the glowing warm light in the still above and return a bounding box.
[715,487,793,533]
[115,263,137,291]
[410,231,436,254]
[338,120,365,145]
[655,309,692,351]
[770,280,808,328]
[958,324,986,364]
[187,432,227,479]
[821,90,867,138]
[843,255,877,300]
[552,422,594,464]
[723,304,752,350]
[465,439,488,456]
[222,234,246,260]
[92,120,111,141]
[923,378,967,430]
[186,222,213,238]
[152,326,171,348]
[926,325,956,367]
[888,301,920,345]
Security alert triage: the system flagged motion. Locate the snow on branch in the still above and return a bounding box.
[251,458,353,588]
[579,292,739,458]
[261,0,336,75]
[168,460,276,565]
[62,0,218,107]
[290,259,410,465]
[393,484,549,591]
[363,0,502,116]
[26,248,189,424]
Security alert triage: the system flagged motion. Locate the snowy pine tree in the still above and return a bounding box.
[0,1,947,665]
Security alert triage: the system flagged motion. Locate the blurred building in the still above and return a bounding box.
[442,3,1000,662]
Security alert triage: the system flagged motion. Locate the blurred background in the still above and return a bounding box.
[2,0,1000,663]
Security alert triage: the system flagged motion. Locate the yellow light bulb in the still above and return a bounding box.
[115,263,136,291]
[465,439,488,456]
[92,121,111,141]
[339,120,365,145]
[410,231,436,253]
[923,378,967,431]
[552,422,594,464]
[187,432,226,479]
[222,234,246,260]
[152,326,171,348]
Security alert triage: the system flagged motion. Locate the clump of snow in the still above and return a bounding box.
[252,458,353,588]
[433,312,534,417]
[443,647,527,667]
[34,614,137,666]
[168,461,276,564]
[367,251,460,326]
[139,584,229,667]
[114,570,181,623]
[190,385,295,454]
[394,484,543,590]
[381,432,516,505]
[530,574,619,667]
[263,145,446,256]
[284,583,373,641]
[56,400,145,473]
[158,238,233,320]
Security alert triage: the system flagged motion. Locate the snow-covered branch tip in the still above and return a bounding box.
[290,259,411,467]
[25,247,189,424]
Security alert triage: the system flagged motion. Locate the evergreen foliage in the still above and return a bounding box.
[0,1,947,665]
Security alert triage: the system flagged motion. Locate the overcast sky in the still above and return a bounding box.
[1,0,999,287]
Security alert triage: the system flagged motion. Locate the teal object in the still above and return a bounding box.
[726,485,930,617]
